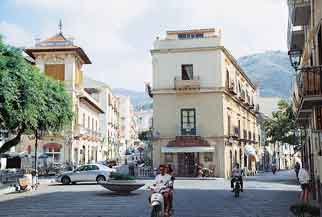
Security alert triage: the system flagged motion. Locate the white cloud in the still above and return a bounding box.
[0,21,33,48]
[8,0,288,90]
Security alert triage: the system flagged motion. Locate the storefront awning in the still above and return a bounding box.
[161,146,215,153]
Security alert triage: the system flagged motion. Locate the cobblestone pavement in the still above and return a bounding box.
[0,170,300,217]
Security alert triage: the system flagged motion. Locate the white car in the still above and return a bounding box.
[56,164,116,185]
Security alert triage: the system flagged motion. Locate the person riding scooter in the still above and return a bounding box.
[231,163,243,192]
[151,164,172,216]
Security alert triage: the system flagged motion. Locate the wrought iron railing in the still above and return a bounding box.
[297,66,322,97]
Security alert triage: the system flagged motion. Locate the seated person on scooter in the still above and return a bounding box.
[166,164,175,209]
[154,164,172,214]
[231,163,243,192]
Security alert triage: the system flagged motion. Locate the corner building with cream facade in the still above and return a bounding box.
[151,29,258,178]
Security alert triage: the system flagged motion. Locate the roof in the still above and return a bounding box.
[24,33,91,64]
[83,77,111,90]
[167,28,216,35]
[43,33,67,42]
[80,90,105,113]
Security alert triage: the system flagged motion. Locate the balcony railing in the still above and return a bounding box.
[75,125,103,140]
[225,80,237,95]
[174,76,200,91]
[177,126,200,136]
[297,66,322,97]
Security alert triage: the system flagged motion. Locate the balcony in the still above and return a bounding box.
[231,127,240,139]
[293,66,322,119]
[225,80,237,95]
[176,125,200,136]
[239,90,246,102]
[74,125,103,141]
[174,76,200,92]
[287,22,305,50]
[288,0,311,26]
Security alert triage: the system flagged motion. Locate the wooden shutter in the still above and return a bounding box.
[45,64,65,81]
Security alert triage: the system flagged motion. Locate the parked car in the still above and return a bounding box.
[55,164,116,185]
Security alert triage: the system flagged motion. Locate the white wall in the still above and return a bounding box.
[152,50,223,90]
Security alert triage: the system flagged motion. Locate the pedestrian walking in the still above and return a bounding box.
[298,166,310,202]
[294,162,300,181]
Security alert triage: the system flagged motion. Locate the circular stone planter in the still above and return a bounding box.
[100,180,145,194]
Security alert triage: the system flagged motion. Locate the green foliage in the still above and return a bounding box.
[110,172,136,180]
[263,99,298,146]
[290,202,320,217]
[0,37,73,153]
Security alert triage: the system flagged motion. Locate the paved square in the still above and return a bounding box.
[0,171,300,217]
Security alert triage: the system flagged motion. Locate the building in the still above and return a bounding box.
[136,109,153,133]
[118,96,138,155]
[287,0,322,202]
[82,78,121,161]
[150,28,258,178]
[20,26,105,165]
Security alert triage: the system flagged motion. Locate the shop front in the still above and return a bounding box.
[161,136,215,177]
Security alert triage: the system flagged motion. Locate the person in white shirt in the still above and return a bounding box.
[298,166,310,202]
[153,165,172,215]
[231,163,243,192]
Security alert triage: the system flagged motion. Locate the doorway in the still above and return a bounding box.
[177,153,196,177]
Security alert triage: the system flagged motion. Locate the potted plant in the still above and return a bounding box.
[100,172,144,194]
[290,202,320,217]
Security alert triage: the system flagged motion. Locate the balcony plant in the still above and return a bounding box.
[290,202,320,217]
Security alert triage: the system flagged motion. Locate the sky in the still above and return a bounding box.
[0,0,289,91]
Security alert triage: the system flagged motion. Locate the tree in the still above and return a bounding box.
[263,99,298,146]
[0,37,73,153]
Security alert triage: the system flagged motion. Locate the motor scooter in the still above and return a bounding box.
[272,165,277,175]
[232,178,242,198]
[148,182,173,217]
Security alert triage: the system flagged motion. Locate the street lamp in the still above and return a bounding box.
[288,49,302,71]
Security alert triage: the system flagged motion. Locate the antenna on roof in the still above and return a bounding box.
[58,19,63,34]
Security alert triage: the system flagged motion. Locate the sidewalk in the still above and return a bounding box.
[0,182,15,195]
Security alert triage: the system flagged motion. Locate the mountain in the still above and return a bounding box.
[115,51,293,110]
[238,51,294,98]
[113,88,152,110]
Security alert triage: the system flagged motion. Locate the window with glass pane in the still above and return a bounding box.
[181,108,196,135]
[181,65,193,80]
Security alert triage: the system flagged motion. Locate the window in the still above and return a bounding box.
[316,107,322,130]
[88,116,90,129]
[227,115,231,136]
[204,153,213,162]
[92,118,94,130]
[237,120,241,137]
[181,64,193,80]
[96,120,98,132]
[165,153,174,162]
[178,33,204,39]
[181,108,196,135]
[82,113,86,127]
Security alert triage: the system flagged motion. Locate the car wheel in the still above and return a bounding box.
[61,176,71,185]
[96,175,106,183]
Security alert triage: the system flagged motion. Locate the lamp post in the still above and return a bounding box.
[288,49,302,71]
